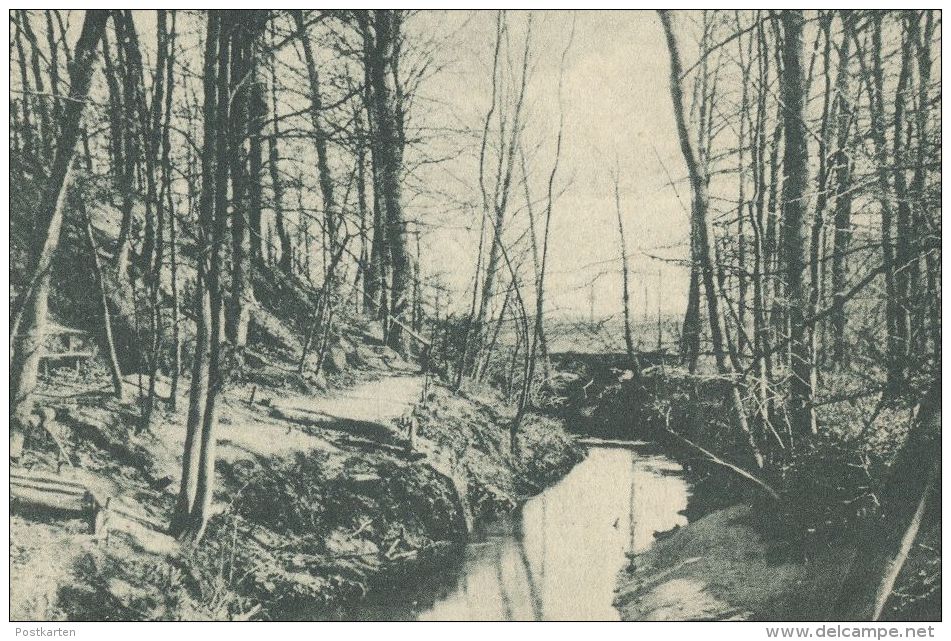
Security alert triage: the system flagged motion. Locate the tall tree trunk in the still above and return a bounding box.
[13,16,35,164]
[475,13,532,354]
[890,16,914,388]
[735,12,751,357]
[10,10,108,457]
[659,9,763,468]
[360,20,386,317]
[226,15,260,350]
[779,10,816,438]
[529,14,566,387]
[188,11,234,544]
[163,11,181,411]
[248,71,266,266]
[267,21,292,274]
[909,12,938,365]
[830,10,856,369]
[43,11,61,132]
[750,12,775,439]
[367,10,412,352]
[18,11,51,162]
[292,10,339,258]
[115,10,161,277]
[355,110,371,314]
[113,12,140,279]
[100,28,131,273]
[862,14,903,399]
[454,13,501,387]
[171,12,228,543]
[141,9,171,431]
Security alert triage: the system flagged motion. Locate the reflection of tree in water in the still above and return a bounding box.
[494,544,515,620]
[514,511,544,620]
[629,451,637,552]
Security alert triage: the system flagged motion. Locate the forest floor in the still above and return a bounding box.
[614,504,854,621]
[10,332,582,621]
[613,481,939,621]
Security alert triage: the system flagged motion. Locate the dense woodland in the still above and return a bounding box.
[8,9,942,621]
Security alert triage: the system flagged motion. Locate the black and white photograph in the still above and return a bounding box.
[6,5,943,625]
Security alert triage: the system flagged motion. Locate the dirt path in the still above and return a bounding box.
[147,373,424,473]
[281,374,425,425]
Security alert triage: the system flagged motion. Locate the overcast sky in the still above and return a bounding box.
[408,10,691,322]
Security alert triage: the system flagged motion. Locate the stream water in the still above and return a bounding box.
[363,444,691,621]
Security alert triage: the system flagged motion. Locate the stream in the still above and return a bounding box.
[362,444,691,621]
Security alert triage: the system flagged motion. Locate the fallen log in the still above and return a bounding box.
[664,429,781,501]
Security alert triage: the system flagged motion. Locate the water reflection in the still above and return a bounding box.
[373,445,690,621]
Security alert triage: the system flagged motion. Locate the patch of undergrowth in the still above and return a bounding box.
[414,383,584,515]
[514,413,585,492]
[56,531,254,621]
[191,445,469,619]
[624,366,939,620]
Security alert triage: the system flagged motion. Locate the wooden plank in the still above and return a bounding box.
[11,469,86,488]
[40,351,95,360]
[11,477,87,496]
[47,323,89,336]
[11,485,87,513]
[577,437,650,449]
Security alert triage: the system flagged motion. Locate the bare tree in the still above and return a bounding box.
[779,9,815,437]
[658,9,763,468]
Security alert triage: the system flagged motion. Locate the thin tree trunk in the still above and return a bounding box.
[163,11,181,411]
[613,167,637,368]
[355,109,371,314]
[226,16,259,350]
[529,14,568,388]
[113,13,139,279]
[830,10,856,369]
[141,10,171,431]
[43,11,61,131]
[190,11,233,544]
[909,12,938,364]
[890,16,915,389]
[475,13,532,350]
[81,201,125,401]
[13,15,35,164]
[750,12,774,439]
[735,11,751,357]
[267,21,292,274]
[859,14,903,399]
[248,64,266,266]
[19,11,51,162]
[454,12,501,388]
